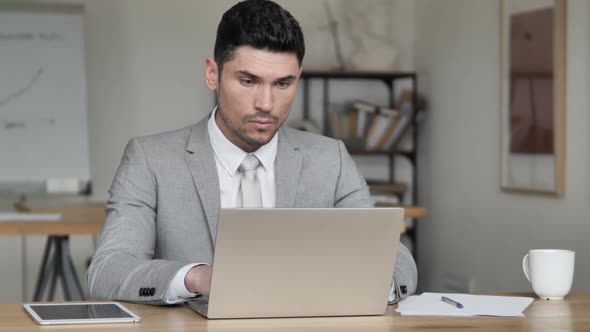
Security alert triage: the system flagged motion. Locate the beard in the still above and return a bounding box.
[217,105,280,149]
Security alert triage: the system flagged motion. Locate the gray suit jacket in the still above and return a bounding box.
[86,115,417,304]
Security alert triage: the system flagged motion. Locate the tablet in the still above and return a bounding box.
[23,302,141,325]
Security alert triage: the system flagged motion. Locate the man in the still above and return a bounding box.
[86,0,417,305]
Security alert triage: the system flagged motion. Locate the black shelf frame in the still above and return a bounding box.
[300,71,420,258]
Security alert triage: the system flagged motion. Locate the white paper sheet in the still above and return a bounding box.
[395,292,534,317]
[0,212,62,221]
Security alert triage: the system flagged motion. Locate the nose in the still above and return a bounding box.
[254,85,273,113]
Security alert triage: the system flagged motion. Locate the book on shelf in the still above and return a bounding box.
[376,109,403,150]
[328,108,342,139]
[327,103,351,139]
[381,89,428,150]
[381,102,413,150]
[365,107,400,150]
[327,103,364,148]
[346,109,358,140]
[397,89,427,112]
[325,90,426,152]
[351,100,378,139]
[328,103,357,140]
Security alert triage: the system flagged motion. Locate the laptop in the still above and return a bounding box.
[186,207,404,319]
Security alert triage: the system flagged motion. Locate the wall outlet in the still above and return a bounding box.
[441,272,475,293]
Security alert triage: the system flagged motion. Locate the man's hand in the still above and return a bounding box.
[184,265,213,296]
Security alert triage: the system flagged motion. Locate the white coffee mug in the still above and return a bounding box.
[522,249,575,300]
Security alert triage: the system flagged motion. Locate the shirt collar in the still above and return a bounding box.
[207,107,278,176]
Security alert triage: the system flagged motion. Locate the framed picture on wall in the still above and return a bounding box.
[499,0,566,195]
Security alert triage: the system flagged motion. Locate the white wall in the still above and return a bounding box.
[84,0,234,201]
[415,0,590,292]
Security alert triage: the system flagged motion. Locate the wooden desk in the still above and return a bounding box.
[2,292,590,331]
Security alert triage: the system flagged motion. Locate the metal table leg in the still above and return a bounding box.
[33,237,55,301]
[32,235,85,301]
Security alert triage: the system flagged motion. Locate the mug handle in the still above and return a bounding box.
[522,253,531,282]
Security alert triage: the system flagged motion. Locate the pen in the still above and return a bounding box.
[441,296,464,309]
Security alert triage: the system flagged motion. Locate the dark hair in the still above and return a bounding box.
[214,0,305,73]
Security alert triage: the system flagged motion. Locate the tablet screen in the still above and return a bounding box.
[29,303,133,320]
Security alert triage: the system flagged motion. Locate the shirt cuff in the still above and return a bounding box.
[388,277,398,303]
[163,263,208,304]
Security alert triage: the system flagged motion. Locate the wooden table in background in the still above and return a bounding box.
[0,213,104,236]
[395,205,428,218]
[2,292,589,331]
[0,198,105,302]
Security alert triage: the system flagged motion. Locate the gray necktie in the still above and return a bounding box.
[238,154,262,208]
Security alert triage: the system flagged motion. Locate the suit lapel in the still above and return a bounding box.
[275,129,302,208]
[184,116,221,240]
[184,121,303,235]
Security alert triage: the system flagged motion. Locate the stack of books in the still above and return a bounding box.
[327,90,425,151]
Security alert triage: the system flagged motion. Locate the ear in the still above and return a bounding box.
[297,66,303,79]
[204,58,219,90]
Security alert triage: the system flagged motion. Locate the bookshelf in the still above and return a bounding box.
[300,70,424,256]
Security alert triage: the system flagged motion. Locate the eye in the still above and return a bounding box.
[276,81,291,89]
[240,78,255,86]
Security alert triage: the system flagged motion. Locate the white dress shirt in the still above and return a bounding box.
[164,108,277,303]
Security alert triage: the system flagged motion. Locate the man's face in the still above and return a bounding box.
[205,46,302,152]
